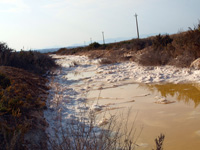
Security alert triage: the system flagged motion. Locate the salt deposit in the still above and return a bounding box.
[52,55,200,85]
[44,54,200,147]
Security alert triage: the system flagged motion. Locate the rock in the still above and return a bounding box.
[190,58,200,69]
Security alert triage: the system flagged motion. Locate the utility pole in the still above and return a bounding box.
[90,38,92,44]
[102,31,105,44]
[135,13,140,39]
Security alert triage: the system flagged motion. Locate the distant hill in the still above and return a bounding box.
[35,48,60,53]
[35,46,80,53]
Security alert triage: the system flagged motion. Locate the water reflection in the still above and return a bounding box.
[140,83,200,108]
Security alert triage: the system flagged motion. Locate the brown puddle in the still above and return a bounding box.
[87,83,200,150]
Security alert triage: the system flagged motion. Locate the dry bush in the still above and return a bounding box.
[167,50,196,67]
[172,23,200,59]
[135,27,200,67]
[129,38,152,50]
[0,67,49,150]
[87,50,106,59]
[98,50,131,65]
[0,42,56,75]
[99,58,118,65]
[135,30,199,67]
[152,34,173,50]
[103,38,152,51]
[137,48,171,66]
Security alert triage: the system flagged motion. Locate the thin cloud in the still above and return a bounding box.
[42,0,147,13]
[0,0,30,13]
[42,0,105,10]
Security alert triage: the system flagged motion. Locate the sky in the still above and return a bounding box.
[0,0,199,50]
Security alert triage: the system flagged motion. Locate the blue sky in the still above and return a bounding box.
[0,0,199,50]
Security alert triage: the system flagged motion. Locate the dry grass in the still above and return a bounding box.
[47,109,142,150]
[153,134,165,150]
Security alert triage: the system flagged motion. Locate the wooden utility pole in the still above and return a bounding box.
[90,38,92,44]
[102,31,105,44]
[135,13,140,39]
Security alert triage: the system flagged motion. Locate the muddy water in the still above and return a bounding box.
[49,55,200,150]
[87,83,200,150]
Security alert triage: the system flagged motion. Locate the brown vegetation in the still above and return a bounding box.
[56,23,200,68]
[0,43,57,75]
[0,43,56,150]
[0,66,49,150]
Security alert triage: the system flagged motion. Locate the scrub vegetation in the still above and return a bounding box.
[0,43,56,149]
[0,42,56,75]
[56,22,200,68]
